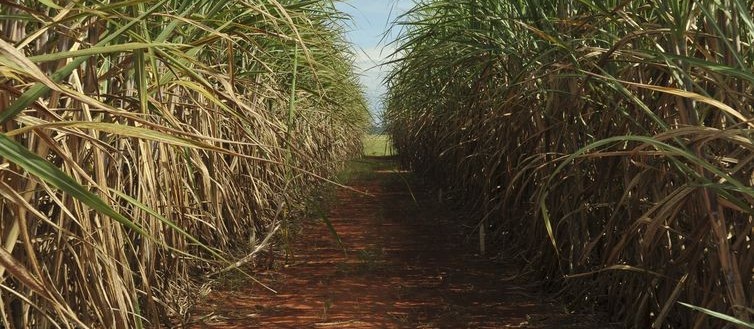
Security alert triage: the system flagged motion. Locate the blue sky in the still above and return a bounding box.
[334,0,414,122]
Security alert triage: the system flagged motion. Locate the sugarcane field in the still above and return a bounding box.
[0,0,753,328]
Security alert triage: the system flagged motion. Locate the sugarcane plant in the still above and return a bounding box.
[385,0,754,328]
[0,0,368,328]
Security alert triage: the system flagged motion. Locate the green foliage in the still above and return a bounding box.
[386,0,754,328]
[363,134,395,157]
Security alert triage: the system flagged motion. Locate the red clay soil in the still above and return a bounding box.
[187,157,612,329]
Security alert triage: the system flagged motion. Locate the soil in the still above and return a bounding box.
[187,157,612,328]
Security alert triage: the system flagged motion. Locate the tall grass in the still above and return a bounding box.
[386,1,754,328]
[0,0,367,327]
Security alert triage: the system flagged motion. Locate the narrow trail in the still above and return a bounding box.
[189,157,608,328]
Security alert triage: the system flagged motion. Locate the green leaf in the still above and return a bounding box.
[678,302,754,328]
[38,0,62,10]
[7,121,266,161]
[0,133,151,239]
[25,42,177,63]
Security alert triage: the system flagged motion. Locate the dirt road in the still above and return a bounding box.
[189,157,609,328]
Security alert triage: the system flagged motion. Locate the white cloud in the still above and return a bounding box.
[335,0,413,118]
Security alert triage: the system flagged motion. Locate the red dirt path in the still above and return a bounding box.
[188,157,610,328]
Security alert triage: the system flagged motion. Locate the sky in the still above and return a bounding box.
[334,0,414,123]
